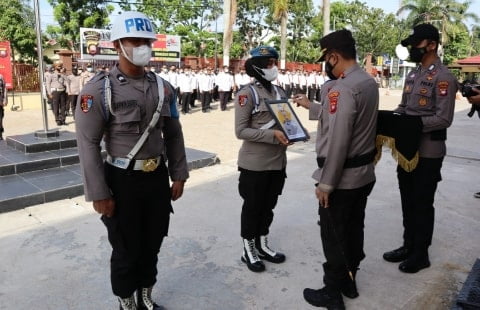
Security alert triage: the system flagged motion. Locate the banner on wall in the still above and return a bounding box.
[0,41,13,89]
[152,34,181,62]
[79,28,181,62]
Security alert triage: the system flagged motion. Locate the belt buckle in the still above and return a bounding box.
[142,158,159,172]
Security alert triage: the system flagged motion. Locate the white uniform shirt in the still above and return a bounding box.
[198,73,215,92]
[215,72,234,91]
[177,73,194,93]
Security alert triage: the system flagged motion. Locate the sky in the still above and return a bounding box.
[37,0,480,30]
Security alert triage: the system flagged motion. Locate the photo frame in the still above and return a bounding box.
[265,99,310,142]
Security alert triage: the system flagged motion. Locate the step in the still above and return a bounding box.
[0,147,219,213]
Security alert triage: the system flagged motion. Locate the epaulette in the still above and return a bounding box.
[87,71,107,84]
[146,71,157,82]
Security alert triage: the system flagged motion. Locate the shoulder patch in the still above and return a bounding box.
[238,95,248,107]
[328,91,339,114]
[437,81,449,96]
[80,95,94,113]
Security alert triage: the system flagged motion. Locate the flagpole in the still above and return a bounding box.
[33,0,50,133]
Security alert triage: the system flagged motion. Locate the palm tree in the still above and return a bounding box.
[397,0,479,46]
[273,0,288,69]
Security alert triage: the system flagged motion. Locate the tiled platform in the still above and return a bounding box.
[0,133,218,213]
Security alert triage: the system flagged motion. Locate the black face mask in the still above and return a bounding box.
[409,46,427,63]
[325,56,338,80]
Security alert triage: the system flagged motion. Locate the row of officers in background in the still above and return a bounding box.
[44,60,330,124]
[148,64,330,113]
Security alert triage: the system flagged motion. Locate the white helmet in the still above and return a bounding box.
[110,11,157,42]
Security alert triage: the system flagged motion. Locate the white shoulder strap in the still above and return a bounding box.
[125,75,165,160]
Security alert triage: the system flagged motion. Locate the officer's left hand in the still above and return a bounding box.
[171,180,185,201]
[274,130,292,146]
[315,186,330,208]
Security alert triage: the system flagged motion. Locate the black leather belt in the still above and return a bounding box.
[317,150,376,168]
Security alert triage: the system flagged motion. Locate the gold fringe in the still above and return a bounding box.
[375,135,419,172]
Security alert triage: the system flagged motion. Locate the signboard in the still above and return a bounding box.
[392,58,400,74]
[79,28,181,62]
[80,28,117,60]
[152,34,181,62]
[0,41,13,89]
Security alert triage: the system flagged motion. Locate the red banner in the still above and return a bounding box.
[0,41,13,89]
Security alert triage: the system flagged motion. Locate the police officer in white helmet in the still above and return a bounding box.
[75,11,189,310]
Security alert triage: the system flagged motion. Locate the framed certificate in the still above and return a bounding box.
[265,99,310,142]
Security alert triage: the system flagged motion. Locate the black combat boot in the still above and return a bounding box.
[303,286,345,309]
[241,238,265,272]
[255,235,286,263]
[136,287,165,310]
[118,295,136,310]
[340,268,359,299]
[398,251,430,273]
[383,246,411,263]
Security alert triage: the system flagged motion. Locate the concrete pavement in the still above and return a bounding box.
[0,90,479,309]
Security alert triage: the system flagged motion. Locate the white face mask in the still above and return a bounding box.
[87,68,93,72]
[120,40,152,67]
[255,65,278,81]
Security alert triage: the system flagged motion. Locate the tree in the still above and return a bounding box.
[273,0,288,69]
[0,0,37,62]
[46,0,114,50]
[397,0,479,47]
[118,0,222,59]
[312,1,407,64]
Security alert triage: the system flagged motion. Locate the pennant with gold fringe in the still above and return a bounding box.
[375,110,423,172]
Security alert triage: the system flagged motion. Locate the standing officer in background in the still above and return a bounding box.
[75,11,189,310]
[293,29,378,309]
[216,65,235,111]
[0,74,7,140]
[46,61,67,125]
[382,24,457,273]
[66,67,82,118]
[235,46,289,273]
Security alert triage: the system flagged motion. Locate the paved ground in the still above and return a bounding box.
[0,89,479,310]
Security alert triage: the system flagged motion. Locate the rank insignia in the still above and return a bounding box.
[420,88,428,94]
[419,97,427,106]
[438,81,449,96]
[328,91,339,114]
[80,95,93,113]
[238,95,248,107]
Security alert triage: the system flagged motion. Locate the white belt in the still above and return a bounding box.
[106,155,161,172]
[51,88,65,92]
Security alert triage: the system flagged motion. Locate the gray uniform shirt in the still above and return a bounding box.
[235,81,288,171]
[395,59,458,158]
[309,64,378,193]
[66,74,82,95]
[75,65,189,201]
[45,71,66,95]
